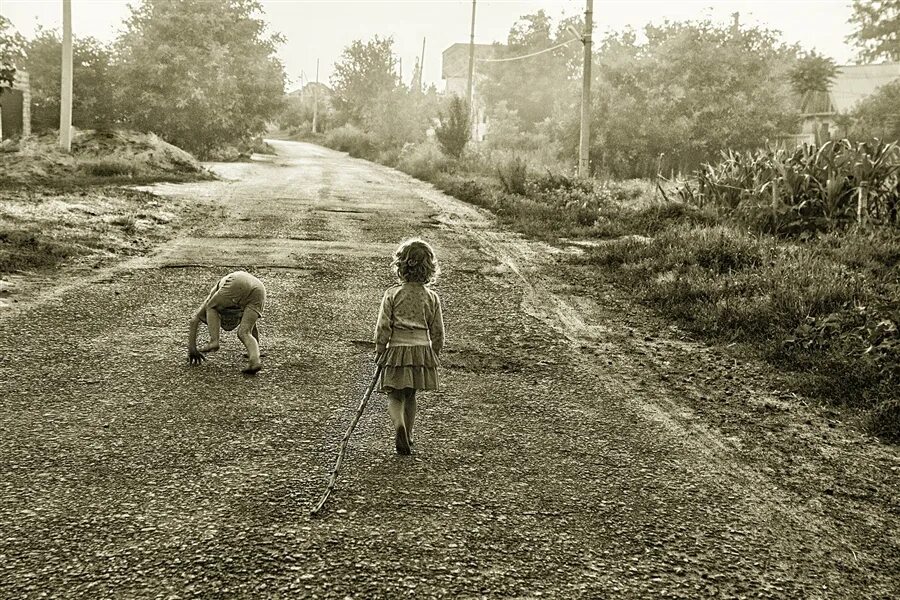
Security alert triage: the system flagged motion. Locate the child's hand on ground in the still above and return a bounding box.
[188,348,206,365]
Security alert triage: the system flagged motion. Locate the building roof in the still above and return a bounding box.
[828,63,900,113]
[442,43,501,79]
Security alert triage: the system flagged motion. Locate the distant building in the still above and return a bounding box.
[790,62,900,145]
[441,43,502,141]
[0,69,31,140]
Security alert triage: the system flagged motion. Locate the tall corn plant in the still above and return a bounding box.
[678,140,900,234]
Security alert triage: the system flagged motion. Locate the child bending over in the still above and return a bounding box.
[374,239,445,455]
[188,270,266,374]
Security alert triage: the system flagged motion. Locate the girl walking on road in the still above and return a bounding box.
[374,239,445,455]
[188,271,266,374]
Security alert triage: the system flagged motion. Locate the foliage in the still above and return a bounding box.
[675,140,900,233]
[497,156,528,195]
[435,95,470,159]
[479,11,582,131]
[276,84,335,135]
[24,29,117,131]
[321,123,379,160]
[870,398,900,442]
[80,158,138,177]
[396,141,452,180]
[363,87,432,150]
[330,36,397,125]
[0,16,25,87]
[789,51,838,95]
[851,78,900,143]
[115,0,285,157]
[847,0,900,62]
[582,20,799,178]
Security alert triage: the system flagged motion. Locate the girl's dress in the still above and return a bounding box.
[374,282,444,392]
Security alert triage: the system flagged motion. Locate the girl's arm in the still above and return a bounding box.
[429,294,445,355]
[374,291,393,354]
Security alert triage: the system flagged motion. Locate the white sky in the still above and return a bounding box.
[1,0,859,91]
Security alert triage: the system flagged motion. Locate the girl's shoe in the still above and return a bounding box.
[395,425,411,455]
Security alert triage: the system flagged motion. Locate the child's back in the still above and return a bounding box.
[374,239,444,455]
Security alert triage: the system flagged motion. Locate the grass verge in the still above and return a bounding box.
[398,158,900,442]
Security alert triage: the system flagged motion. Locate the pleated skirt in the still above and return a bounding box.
[376,344,439,392]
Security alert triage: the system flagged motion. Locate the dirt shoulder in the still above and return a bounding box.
[0,141,897,598]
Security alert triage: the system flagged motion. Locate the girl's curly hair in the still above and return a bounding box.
[392,238,439,284]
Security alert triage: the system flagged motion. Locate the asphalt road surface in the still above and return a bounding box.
[1,141,897,598]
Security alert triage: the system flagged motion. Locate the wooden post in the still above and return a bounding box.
[312,59,319,134]
[772,178,778,215]
[577,0,594,178]
[466,0,477,137]
[59,0,73,152]
[857,187,867,226]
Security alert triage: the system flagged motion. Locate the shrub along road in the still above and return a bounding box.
[1,141,897,598]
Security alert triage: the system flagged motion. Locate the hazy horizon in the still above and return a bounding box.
[2,0,861,92]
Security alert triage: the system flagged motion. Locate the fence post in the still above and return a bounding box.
[772,178,778,219]
[857,186,867,226]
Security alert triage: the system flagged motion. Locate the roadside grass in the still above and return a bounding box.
[0,187,195,276]
[0,130,212,189]
[376,146,899,441]
[0,130,212,277]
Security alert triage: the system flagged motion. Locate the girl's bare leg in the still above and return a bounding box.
[403,389,417,444]
[237,310,262,372]
[387,390,410,454]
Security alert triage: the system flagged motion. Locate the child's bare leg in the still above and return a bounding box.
[403,389,417,444]
[198,308,222,352]
[243,324,268,358]
[237,310,262,372]
[387,390,410,455]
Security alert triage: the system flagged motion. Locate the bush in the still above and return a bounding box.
[80,158,138,177]
[435,95,469,159]
[869,399,900,443]
[396,142,452,181]
[497,156,528,195]
[322,124,379,160]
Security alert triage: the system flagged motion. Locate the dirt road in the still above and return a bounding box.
[1,141,897,598]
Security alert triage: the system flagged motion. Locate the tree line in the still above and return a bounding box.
[0,0,284,158]
[304,1,899,178]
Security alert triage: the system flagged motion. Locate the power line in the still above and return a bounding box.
[476,38,578,63]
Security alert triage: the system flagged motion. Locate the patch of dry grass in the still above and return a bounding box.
[0,188,192,274]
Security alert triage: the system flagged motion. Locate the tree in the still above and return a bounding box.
[277,83,335,135]
[363,87,433,149]
[789,51,839,95]
[480,11,581,130]
[25,29,117,131]
[581,20,799,177]
[0,16,26,87]
[330,36,397,125]
[115,0,285,156]
[852,78,900,141]
[847,0,900,62]
[435,95,469,158]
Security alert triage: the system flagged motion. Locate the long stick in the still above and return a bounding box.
[310,366,383,516]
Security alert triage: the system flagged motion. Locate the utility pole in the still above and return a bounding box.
[419,37,426,93]
[577,0,593,178]
[59,0,73,152]
[312,58,319,134]
[466,0,477,125]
